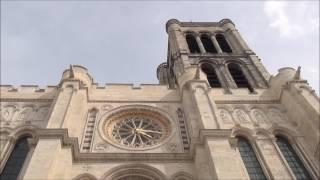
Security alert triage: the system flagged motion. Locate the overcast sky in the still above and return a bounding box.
[1,1,319,93]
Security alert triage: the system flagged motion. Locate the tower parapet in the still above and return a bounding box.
[60,65,93,87]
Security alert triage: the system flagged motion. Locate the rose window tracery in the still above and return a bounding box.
[103,108,172,150]
[112,117,163,148]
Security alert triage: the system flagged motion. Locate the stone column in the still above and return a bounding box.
[216,64,231,93]
[195,35,206,54]
[220,65,237,88]
[240,64,257,88]
[210,35,223,54]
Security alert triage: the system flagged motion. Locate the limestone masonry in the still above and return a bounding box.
[0,19,319,180]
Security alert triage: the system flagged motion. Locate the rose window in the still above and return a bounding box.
[112,117,164,147]
[103,109,171,149]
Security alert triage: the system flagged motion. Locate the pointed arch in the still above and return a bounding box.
[73,173,97,180]
[200,63,222,88]
[215,34,232,53]
[185,33,200,53]
[101,164,167,180]
[171,171,193,180]
[227,63,254,92]
[268,125,299,140]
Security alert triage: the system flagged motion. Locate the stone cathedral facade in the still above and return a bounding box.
[0,19,319,180]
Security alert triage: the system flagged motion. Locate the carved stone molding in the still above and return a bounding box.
[94,142,109,152]
[34,129,192,163]
[217,108,234,124]
[1,103,51,128]
[165,143,179,153]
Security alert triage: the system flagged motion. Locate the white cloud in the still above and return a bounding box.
[264,0,319,39]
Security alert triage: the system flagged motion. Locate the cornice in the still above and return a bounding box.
[87,100,182,103]
[214,100,280,104]
[0,98,53,102]
[198,129,232,144]
[188,54,250,59]
[35,129,193,163]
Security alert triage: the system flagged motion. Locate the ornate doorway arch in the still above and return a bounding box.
[101,164,167,180]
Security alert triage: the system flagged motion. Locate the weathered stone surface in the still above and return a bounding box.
[0,19,319,180]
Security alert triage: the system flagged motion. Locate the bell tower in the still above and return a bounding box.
[157,18,270,92]
[156,19,320,179]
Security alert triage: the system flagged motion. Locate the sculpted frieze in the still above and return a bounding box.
[216,104,290,127]
[267,108,286,123]
[16,106,34,121]
[94,142,109,152]
[233,109,251,124]
[0,102,52,128]
[218,108,234,124]
[251,108,268,124]
[1,105,17,122]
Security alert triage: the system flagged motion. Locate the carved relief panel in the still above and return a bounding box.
[233,108,251,124]
[267,108,287,124]
[218,109,234,124]
[216,107,235,129]
[0,102,52,128]
[216,104,290,127]
[251,108,268,125]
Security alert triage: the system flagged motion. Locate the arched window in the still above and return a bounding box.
[237,137,267,180]
[102,164,166,180]
[0,136,30,180]
[228,63,254,92]
[186,34,200,53]
[216,34,232,53]
[200,34,217,53]
[276,136,312,180]
[201,63,221,88]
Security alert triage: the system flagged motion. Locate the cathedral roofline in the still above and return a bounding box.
[166,18,235,32]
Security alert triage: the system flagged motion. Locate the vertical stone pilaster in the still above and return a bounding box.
[246,64,267,88]
[23,139,61,179]
[167,23,188,54]
[248,55,271,83]
[46,85,74,128]
[205,138,249,179]
[190,82,219,129]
